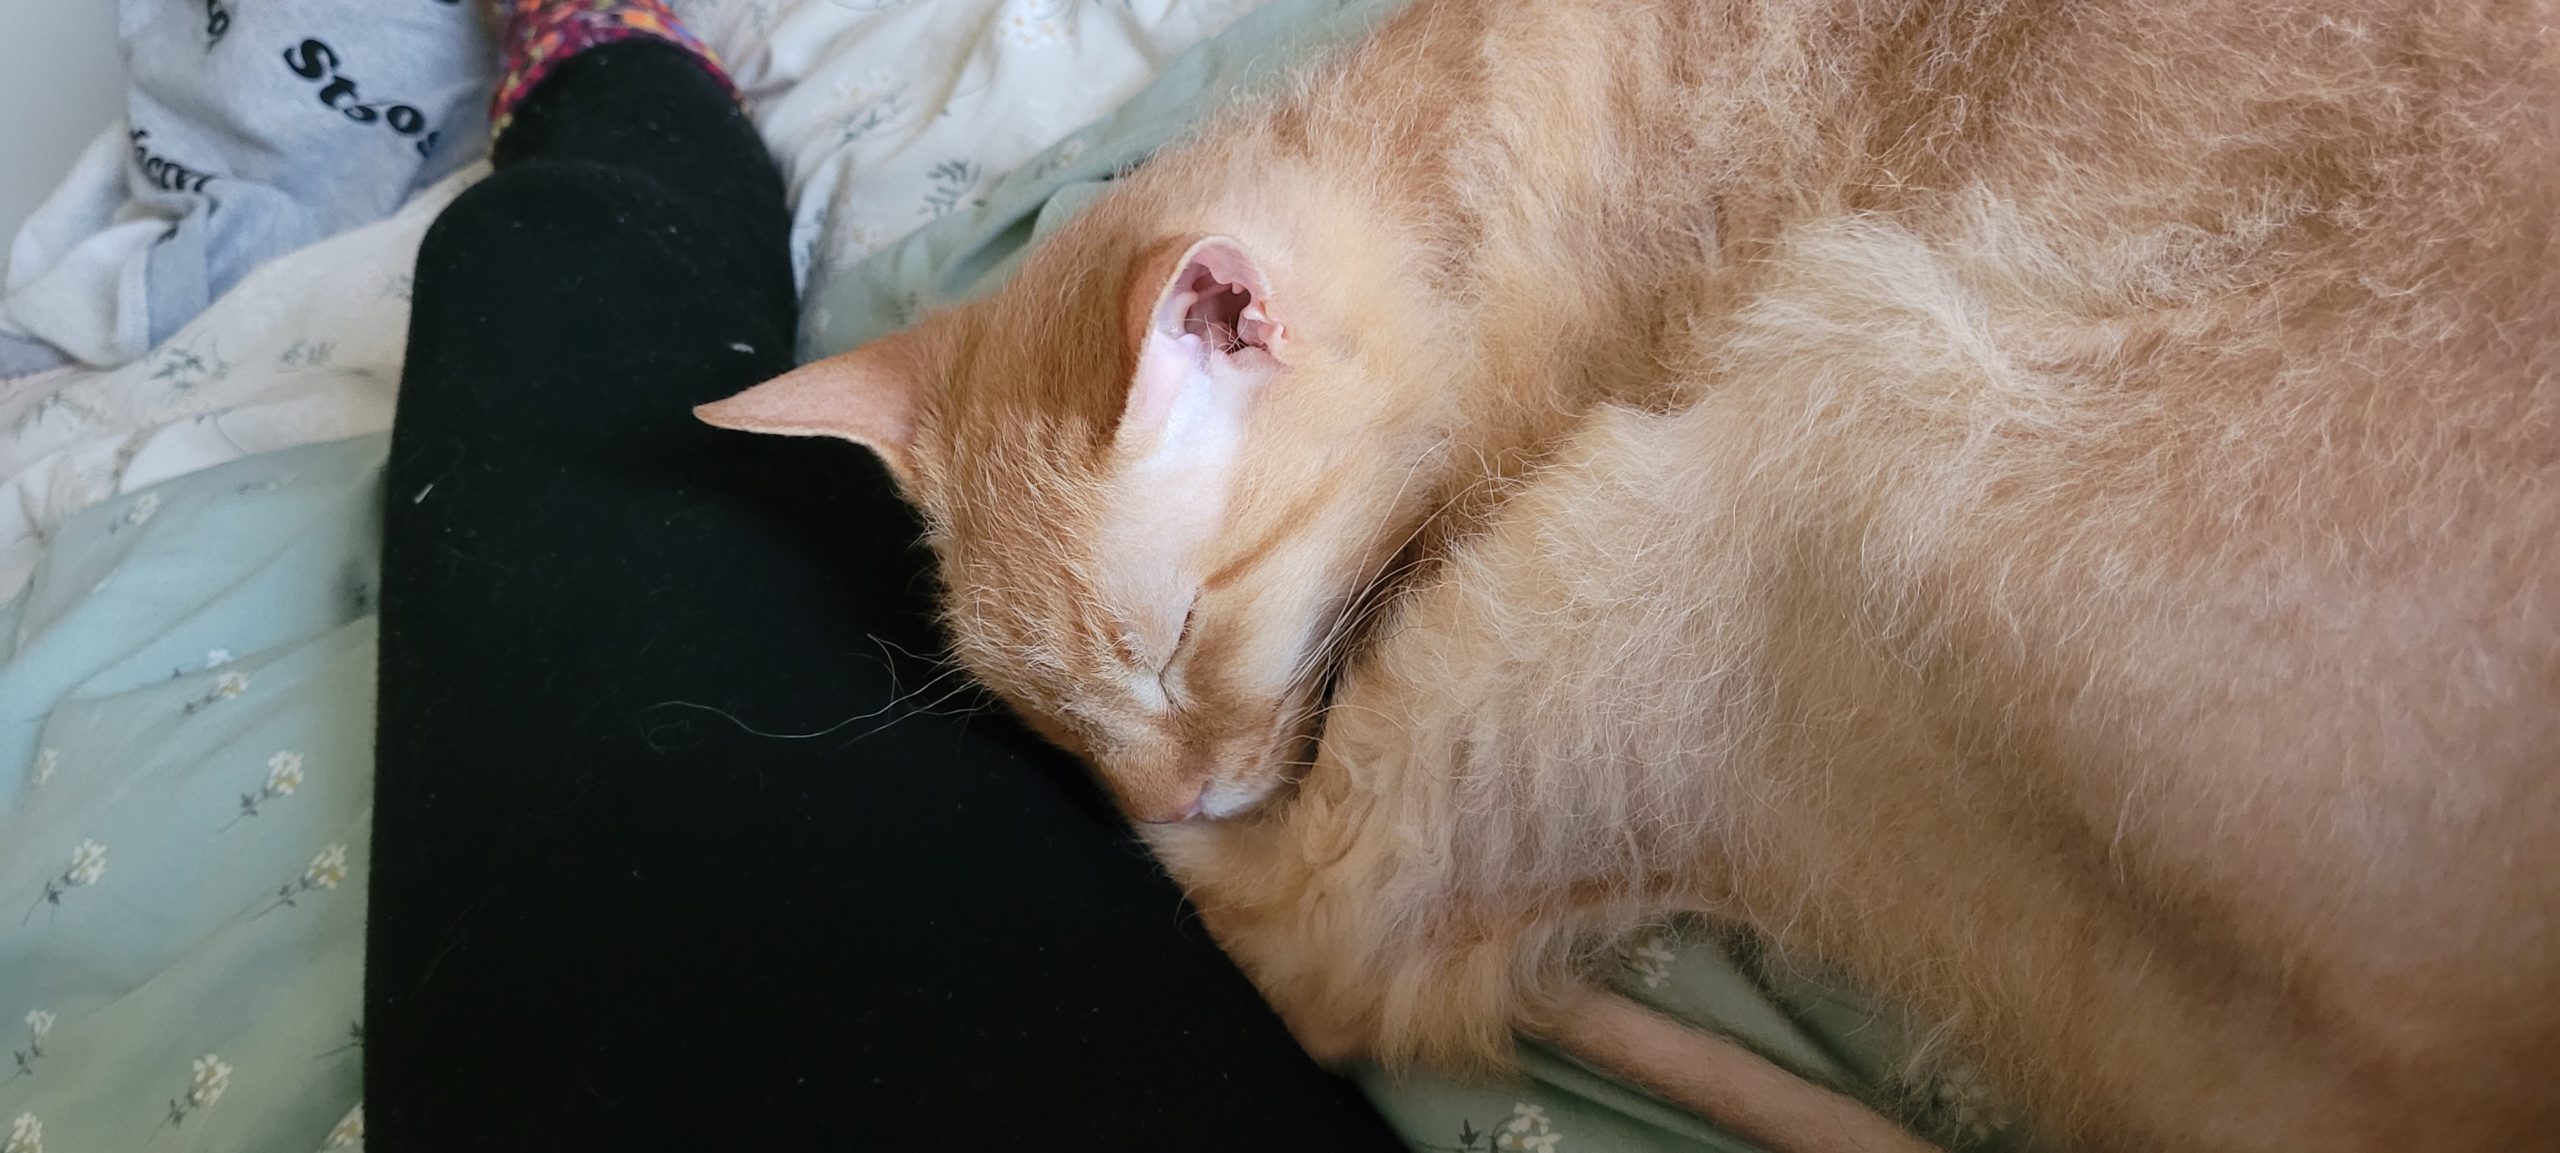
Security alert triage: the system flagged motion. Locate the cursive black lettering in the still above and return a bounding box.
[282,38,445,153]
[317,75,362,113]
[283,39,337,80]
[128,127,217,194]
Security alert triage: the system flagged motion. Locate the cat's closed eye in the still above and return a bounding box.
[1165,605,1199,673]
[1146,607,1202,713]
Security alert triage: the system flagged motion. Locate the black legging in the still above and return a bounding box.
[366,42,1399,1149]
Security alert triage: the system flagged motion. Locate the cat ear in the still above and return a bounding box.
[1116,235,1289,450]
[694,329,936,484]
[1092,238,1290,658]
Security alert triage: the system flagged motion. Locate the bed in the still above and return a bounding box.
[0,4,2011,1150]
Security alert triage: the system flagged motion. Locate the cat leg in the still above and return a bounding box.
[1538,989,1940,1153]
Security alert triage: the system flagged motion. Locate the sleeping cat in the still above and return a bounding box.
[699,0,2560,1149]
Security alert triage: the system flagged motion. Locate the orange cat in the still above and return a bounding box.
[702,1,2560,1149]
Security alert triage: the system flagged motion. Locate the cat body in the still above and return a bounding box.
[703,1,2560,1148]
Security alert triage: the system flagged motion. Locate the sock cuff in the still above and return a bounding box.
[490,0,739,135]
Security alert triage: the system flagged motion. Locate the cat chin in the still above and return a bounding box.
[1195,773,1284,819]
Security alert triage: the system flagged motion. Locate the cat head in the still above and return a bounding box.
[700,203,1446,823]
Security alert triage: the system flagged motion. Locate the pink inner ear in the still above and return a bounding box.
[1117,235,1287,446]
[1152,239,1283,356]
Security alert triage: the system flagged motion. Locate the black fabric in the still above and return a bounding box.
[366,41,1398,1150]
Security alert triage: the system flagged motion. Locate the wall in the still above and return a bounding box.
[0,1,128,282]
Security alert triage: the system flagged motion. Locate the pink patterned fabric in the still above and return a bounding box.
[490,0,736,133]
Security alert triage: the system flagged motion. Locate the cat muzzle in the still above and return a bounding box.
[1129,777,1207,824]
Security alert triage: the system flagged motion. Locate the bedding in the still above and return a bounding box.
[0,120,466,1153]
[0,3,2025,1150]
[0,436,383,1153]
[677,0,1271,296]
[0,0,491,377]
[0,7,1306,1150]
[0,170,474,609]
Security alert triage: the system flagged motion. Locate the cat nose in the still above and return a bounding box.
[1133,779,1206,824]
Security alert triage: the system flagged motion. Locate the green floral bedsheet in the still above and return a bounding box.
[0,435,385,1153]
